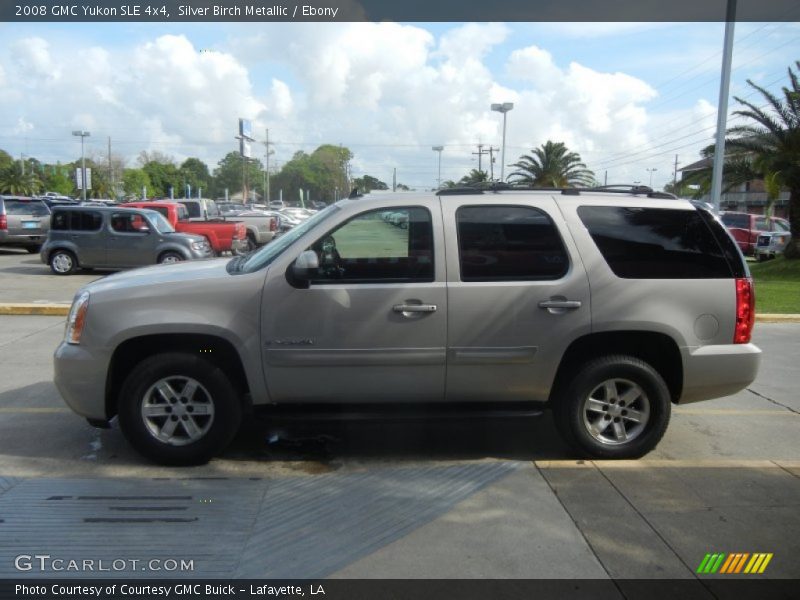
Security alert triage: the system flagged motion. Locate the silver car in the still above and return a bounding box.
[41,206,213,274]
[0,196,51,252]
[53,190,761,464]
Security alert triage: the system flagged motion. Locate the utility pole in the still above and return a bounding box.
[262,128,274,204]
[108,136,114,199]
[710,0,737,212]
[673,154,679,188]
[393,168,397,192]
[487,146,499,181]
[472,143,488,173]
[432,146,443,189]
[604,170,608,186]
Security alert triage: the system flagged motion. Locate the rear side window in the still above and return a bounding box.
[578,206,736,279]
[4,200,49,216]
[456,205,569,281]
[52,211,103,231]
[151,206,169,219]
[183,203,200,218]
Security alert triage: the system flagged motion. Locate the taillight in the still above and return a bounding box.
[269,217,277,232]
[734,278,755,344]
[0,215,6,230]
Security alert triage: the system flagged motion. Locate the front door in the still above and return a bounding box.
[106,212,156,267]
[441,198,592,403]
[260,201,447,403]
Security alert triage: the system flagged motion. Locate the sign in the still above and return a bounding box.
[75,168,92,190]
[240,139,252,159]
[239,118,253,140]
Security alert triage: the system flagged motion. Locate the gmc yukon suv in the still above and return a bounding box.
[54,189,760,465]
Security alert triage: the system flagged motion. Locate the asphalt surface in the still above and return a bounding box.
[0,316,797,582]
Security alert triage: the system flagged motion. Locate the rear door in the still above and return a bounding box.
[51,210,106,265]
[441,197,591,403]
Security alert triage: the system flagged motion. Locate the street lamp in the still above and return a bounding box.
[72,130,90,202]
[431,146,444,189]
[491,102,514,182]
[646,167,658,188]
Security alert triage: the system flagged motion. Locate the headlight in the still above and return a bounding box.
[191,241,209,251]
[65,291,90,345]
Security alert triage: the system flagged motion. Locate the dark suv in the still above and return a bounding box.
[0,196,51,252]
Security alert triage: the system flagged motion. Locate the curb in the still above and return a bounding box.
[1,304,799,322]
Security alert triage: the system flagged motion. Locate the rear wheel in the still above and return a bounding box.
[49,249,77,275]
[118,352,242,465]
[553,355,671,459]
[158,251,184,264]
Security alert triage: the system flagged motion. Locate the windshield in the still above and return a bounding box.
[147,210,176,234]
[235,204,340,273]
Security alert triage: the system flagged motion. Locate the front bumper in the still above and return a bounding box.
[53,341,110,420]
[679,343,761,404]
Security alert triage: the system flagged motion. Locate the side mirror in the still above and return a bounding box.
[288,250,319,288]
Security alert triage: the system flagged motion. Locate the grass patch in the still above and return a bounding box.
[749,256,800,314]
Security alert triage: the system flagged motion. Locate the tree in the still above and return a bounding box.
[0,162,42,195]
[726,62,800,257]
[42,165,76,196]
[352,174,388,193]
[270,145,352,204]
[0,149,13,172]
[211,151,265,200]
[122,168,152,199]
[180,158,211,196]
[507,141,595,187]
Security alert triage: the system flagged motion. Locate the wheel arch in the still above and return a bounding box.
[550,331,683,404]
[105,333,252,420]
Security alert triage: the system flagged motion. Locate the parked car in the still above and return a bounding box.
[177,198,222,221]
[216,202,247,216]
[719,211,790,255]
[0,196,51,253]
[41,206,212,274]
[40,197,79,209]
[125,201,248,255]
[53,189,761,465]
[225,210,280,249]
[755,230,792,261]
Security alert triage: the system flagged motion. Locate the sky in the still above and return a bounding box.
[0,19,799,192]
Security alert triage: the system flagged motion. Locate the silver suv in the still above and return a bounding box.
[53,189,761,464]
[0,196,51,252]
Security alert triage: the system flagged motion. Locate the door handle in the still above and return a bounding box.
[393,304,437,313]
[538,300,582,310]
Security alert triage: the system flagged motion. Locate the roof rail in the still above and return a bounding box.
[436,183,678,199]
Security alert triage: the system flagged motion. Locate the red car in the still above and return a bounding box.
[126,201,247,255]
[719,212,790,256]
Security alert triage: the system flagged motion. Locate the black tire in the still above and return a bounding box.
[118,352,242,465]
[158,251,184,264]
[552,355,671,459]
[26,245,41,254]
[49,249,77,275]
[244,233,257,253]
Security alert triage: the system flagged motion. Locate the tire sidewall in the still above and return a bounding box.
[158,251,184,264]
[118,353,241,465]
[556,356,671,459]
[50,249,76,275]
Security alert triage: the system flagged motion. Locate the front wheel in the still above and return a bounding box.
[158,251,184,264]
[552,355,671,459]
[118,353,242,465]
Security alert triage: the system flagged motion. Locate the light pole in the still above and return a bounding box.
[491,102,514,182]
[646,167,658,188]
[72,130,90,202]
[431,146,443,189]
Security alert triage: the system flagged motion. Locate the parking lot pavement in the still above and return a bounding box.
[0,249,101,304]
[0,317,797,580]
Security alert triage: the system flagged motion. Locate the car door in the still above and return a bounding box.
[52,210,106,265]
[260,200,447,403]
[106,211,156,267]
[441,197,591,403]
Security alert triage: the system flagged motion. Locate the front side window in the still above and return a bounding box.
[578,206,734,279]
[456,205,568,281]
[111,212,151,234]
[308,207,434,283]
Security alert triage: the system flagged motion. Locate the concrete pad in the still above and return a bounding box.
[539,466,694,579]
[0,250,101,304]
[330,466,608,579]
[748,323,800,412]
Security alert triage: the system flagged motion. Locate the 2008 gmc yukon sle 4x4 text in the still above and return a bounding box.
[53,189,760,465]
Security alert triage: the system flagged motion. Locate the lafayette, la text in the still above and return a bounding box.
[16,584,325,597]
[178,5,339,17]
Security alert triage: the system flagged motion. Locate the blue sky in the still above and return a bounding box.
[1,19,798,191]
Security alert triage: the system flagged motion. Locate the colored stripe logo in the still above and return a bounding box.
[696,553,772,574]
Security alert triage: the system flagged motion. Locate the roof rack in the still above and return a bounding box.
[436,182,677,199]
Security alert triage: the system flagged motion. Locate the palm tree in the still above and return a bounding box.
[0,162,42,195]
[725,61,800,257]
[507,141,595,188]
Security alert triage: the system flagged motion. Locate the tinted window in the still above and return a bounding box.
[456,205,568,281]
[721,213,748,228]
[111,212,150,233]
[52,210,103,231]
[309,207,433,283]
[578,206,735,279]
[4,200,49,216]
[183,202,201,218]
[150,206,169,219]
